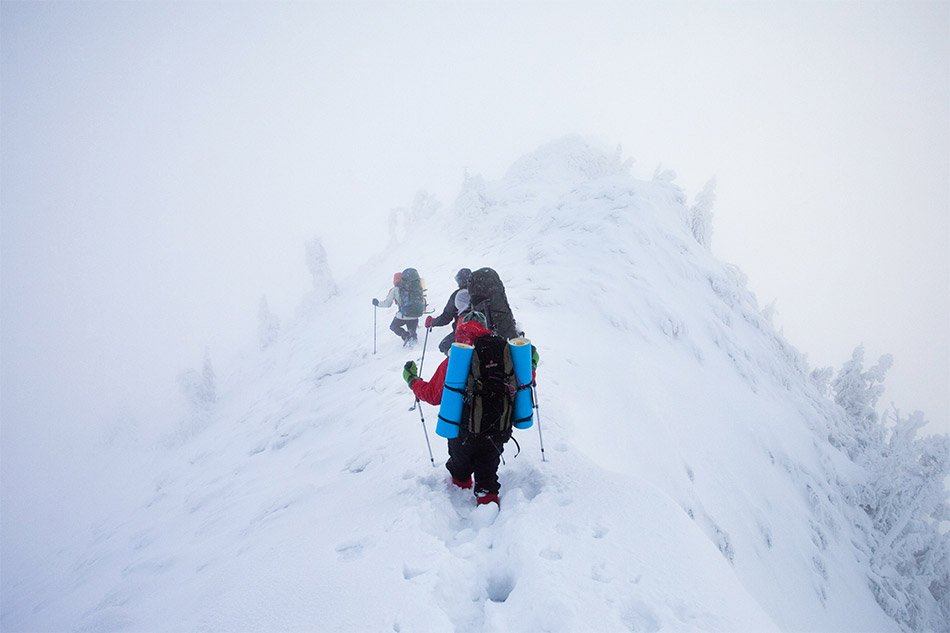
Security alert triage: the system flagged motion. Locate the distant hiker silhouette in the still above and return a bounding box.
[373,269,427,347]
[425,268,472,355]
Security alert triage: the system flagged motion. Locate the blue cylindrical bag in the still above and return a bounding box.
[436,343,474,438]
[509,337,534,429]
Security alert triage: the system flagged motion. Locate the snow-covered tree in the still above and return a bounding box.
[810,366,834,397]
[862,407,950,632]
[827,346,949,632]
[831,345,892,457]
[689,178,717,249]
[258,295,280,350]
[305,236,338,302]
[390,190,442,240]
[178,348,216,410]
[453,173,489,218]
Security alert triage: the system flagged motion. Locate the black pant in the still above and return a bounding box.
[389,317,418,341]
[446,430,509,495]
[438,331,456,355]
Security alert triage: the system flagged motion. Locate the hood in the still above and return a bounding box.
[454,319,493,345]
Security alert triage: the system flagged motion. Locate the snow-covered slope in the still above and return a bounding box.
[2,137,902,632]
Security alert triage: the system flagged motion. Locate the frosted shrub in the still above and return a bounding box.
[689,178,716,249]
[829,348,949,632]
[178,350,216,410]
[305,236,338,302]
[258,295,280,350]
[863,408,950,632]
[389,190,442,241]
[831,345,892,458]
[810,367,834,397]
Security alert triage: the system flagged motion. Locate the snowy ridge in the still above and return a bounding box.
[2,138,909,632]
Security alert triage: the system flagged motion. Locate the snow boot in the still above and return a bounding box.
[475,491,499,506]
[452,476,473,489]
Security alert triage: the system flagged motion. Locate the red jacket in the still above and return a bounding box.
[411,357,448,405]
[409,319,493,405]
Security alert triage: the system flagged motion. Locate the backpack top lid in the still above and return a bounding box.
[468,267,503,302]
[400,268,420,284]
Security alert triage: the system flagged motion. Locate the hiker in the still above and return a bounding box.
[373,269,426,347]
[467,267,519,339]
[402,312,538,506]
[425,268,473,355]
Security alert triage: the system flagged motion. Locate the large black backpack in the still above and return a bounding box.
[463,334,517,436]
[468,267,518,339]
[397,268,426,318]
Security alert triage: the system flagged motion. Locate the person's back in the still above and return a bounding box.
[426,268,472,354]
[373,270,422,346]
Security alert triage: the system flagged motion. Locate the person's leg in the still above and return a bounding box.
[471,436,504,496]
[389,317,408,340]
[405,318,419,341]
[446,437,475,486]
[438,331,456,355]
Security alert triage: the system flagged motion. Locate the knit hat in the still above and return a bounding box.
[455,268,472,288]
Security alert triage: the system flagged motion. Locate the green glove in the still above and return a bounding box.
[531,345,539,370]
[403,361,418,386]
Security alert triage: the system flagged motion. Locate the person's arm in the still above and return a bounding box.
[376,286,397,308]
[410,358,448,405]
[430,289,459,328]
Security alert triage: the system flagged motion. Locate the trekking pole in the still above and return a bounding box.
[408,327,435,466]
[409,326,430,412]
[531,384,546,462]
[417,402,435,467]
[373,305,377,354]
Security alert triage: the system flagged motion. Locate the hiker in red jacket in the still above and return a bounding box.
[402,313,537,505]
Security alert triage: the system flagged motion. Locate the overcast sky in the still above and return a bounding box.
[2,0,947,485]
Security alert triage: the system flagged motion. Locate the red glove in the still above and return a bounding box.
[424,316,434,329]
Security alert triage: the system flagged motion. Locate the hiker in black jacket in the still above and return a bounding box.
[425,268,472,354]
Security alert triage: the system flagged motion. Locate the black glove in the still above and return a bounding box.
[372,298,379,306]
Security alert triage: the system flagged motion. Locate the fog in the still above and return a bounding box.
[2,1,947,526]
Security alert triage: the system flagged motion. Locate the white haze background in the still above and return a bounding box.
[1,0,948,595]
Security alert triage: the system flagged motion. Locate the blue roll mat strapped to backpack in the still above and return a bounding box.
[509,337,534,429]
[436,343,474,438]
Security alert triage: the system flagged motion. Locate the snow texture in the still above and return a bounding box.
[2,136,943,633]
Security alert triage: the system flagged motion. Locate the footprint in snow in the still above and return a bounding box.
[335,538,369,561]
[619,596,662,633]
[402,562,427,580]
[539,546,563,561]
[591,561,614,583]
[486,567,516,603]
[344,453,376,474]
[470,502,499,528]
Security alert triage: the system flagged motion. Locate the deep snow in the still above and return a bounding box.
[1,137,904,632]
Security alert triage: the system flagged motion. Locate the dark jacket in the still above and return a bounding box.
[431,288,462,328]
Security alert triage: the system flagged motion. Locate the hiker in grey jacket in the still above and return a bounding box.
[373,271,419,346]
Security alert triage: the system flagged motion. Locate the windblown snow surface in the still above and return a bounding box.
[2,137,902,632]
